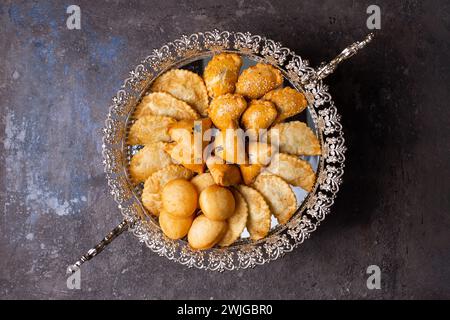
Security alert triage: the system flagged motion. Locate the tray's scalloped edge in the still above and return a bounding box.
[102,29,346,271]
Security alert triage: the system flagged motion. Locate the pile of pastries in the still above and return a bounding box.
[127,53,321,250]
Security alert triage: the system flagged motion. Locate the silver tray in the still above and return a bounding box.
[69,30,373,272]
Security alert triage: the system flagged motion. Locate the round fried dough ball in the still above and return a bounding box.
[159,210,194,240]
[199,185,235,221]
[161,179,198,218]
[188,214,228,250]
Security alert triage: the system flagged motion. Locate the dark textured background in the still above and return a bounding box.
[1,0,449,299]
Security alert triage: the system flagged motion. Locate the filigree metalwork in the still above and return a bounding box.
[173,33,201,58]
[202,29,231,52]
[234,32,262,54]
[102,30,348,271]
[261,39,291,65]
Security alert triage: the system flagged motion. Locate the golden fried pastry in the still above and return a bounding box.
[159,210,194,240]
[235,185,271,240]
[128,115,176,145]
[240,99,278,132]
[214,130,246,164]
[129,142,173,183]
[218,189,248,247]
[166,118,213,173]
[135,92,200,120]
[142,164,194,216]
[206,156,242,186]
[199,185,235,221]
[248,142,274,166]
[263,87,308,123]
[165,142,205,174]
[204,53,242,98]
[270,121,321,156]
[266,153,316,192]
[161,179,198,218]
[188,214,228,250]
[209,94,247,130]
[168,118,213,142]
[190,173,215,194]
[235,63,283,99]
[151,69,209,116]
[253,174,296,224]
[239,164,263,185]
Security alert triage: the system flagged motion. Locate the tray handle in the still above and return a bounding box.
[67,219,132,274]
[305,33,374,84]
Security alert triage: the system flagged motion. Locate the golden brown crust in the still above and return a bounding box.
[240,99,278,132]
[128,115,176,145]
[168,118,212,141]
[219,189,248,247]
[166,118,212,173]
[135,92,200,120]
[235,63,283,99]
[190,173,215,195]
[165,142,205,174]
[161,179,198,218]
[142,164,194,216]
[266,153,316,192]
[129,142,173,183]
[151,69,209,116]
[206,157,242,187]
[204,53,242,98]
[209,93,247,130]
[214,130,247,164]
[188,214,228,250]
[235,185,271,240]
[263,87,308,123]
[199,185,235,221]
[270,121,321,156]
[239,164,263,186]
[159,210,194,240]
[247,142,274,166]
[253,174,297,224]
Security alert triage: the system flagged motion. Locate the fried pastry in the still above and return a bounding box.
[214,129,246,164]
[161,179,198,218]
[190,173,215,194]
[247,142,274,166]
[135,92,200,121]
[239,164,263,185]
[270,121,321,156]
[235,185,271,240]
[165,142,205,174]
[240,99,278,132]
[206,156,242,186]
[204,53,242,98]
[209,93,247,130]
[188,214,228,250]
[128,115,176,145]
[129,142,173,183]
[266,153,316,192]
[159,210,194,240]
[168,118,213,142]
[218,189,248,247]
[166,118,213,173]
[199,185,235,221]
[235,63,283,99]
[263,87,308,123]
[253,174,297,224]
[151,69,209,116]
[142,164,194,216]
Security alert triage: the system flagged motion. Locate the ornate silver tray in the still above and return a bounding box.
[69,30,373,272]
